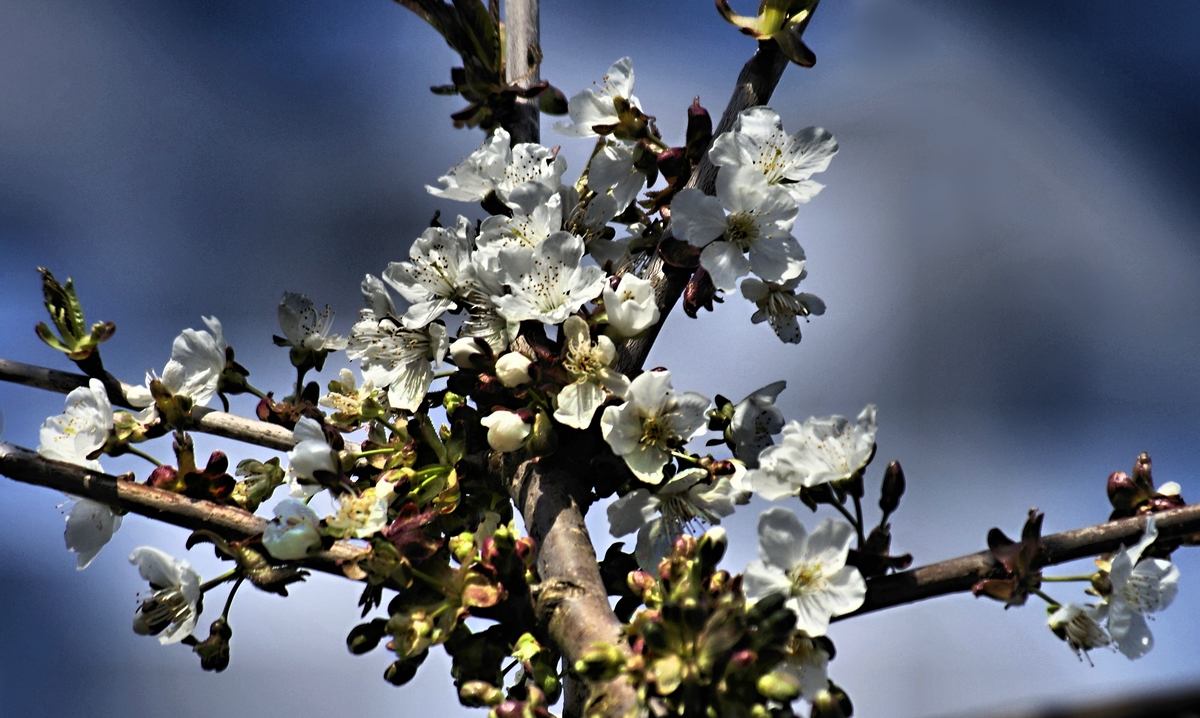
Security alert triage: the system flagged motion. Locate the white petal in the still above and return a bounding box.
[65,498,121,570]
[743,560,792,603]
[670,189,728,247]
[700,241,752,293]
[607,489,659,537]
[554,380,606,430]
[757,506,809,569]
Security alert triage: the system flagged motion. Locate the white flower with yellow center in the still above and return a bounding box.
[129,546,201,645]
[589,141,646,213]
[708,106,838,205]
[478,190,563,254]
[743,507,866,637]
[326,483,390,540]
[743,405,877,501]
[383,216,477,329]
[347,307,447,412]
[1106,515,1180,659]
[742,273,825,345]
[600,370,710,484]
[607,468,737,570]
[670,166,805,293]
[426,128,566,209]
[554,316,630,429]
[781,633,831,702]
[492,232,607,325]
[552,57,639,139]
[285,416,338,499]
[276,291,347,352]
[37,378,122,570]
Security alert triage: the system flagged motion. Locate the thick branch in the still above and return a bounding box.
[840,503,1200,620]
[0,357,297,452]
[616,42,791,375]
[503,0,540,144]
[0,440,367,577]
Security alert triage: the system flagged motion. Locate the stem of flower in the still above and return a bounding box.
[199,568,240,594]
[294,366,309,402]
[433,370,455,380]
[1031,588,1061,606]
[352,447,398,459]
[670,451,702,466]
[124,445,164,467]
[374,416,404,436]
[407,565,442,588]
[242,382,267,400]
[501,659,519,677]
[851,494,866,548]
[221,576,245,619]
[1042,574,1097,583]
[827,497,862,534]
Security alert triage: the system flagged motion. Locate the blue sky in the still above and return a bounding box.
[2,1,1199,716]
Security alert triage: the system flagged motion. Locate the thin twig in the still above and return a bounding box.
[837,503,1200,620]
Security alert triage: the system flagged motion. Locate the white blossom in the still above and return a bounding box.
[670,166,805,292]
[481,410,531,453]
[426,128,566,208]
[458,249,521,353]
[449,336,488,369]
[160,316,226,406]
[276,292,347,352]
[347,298,448,412]
[589,141,646,213]
[729,380,786,468]
[600,370,710,484]
[742,273,825,344]
[318,368,380,422]
[327,482,391,540]
[743,507,866,637]
[554,316,630,429]
[37,378,122,570]
[286,416,337,499]
[383,217,476,329]
[708,106,838,204]
[1106,515,1180,659]
[782,634,831,703]
[743,405,877,501]
[263,499,323,560]
[1048,603,1112,662]
[603,273,660,338]
[552,57,638,139]
[607,468,738,570]
[495,352,534,387]
[492,232,607,325]
[129,546,201,645]
[478,190,563,253]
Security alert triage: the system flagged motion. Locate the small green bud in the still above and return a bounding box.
[346,618,389,655]
[756,669,802,702]
[525,410,558,457]
[574,641,626,682]
[459,680,504,707]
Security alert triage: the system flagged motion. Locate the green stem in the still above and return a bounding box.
[408,566,442,588]
[124,445,164,467]
[433,370,455,380]
[294,366,310,402]
[199,568,239,594]
[1042,574,1097,583]
[670,451,702,466]
[352,447,398,459]
[221,576,245,619]
[375,416,405,436]
[851,494,866,548]
[827,497,861,534]
[242,382,267,400]
[1032,588,1061,606]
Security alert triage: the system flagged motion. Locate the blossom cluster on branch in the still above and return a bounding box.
[2,2,1194,717]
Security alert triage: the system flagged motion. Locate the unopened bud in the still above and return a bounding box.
[1107,471,1146,513]
[756,670,802,702]
[525,410,558,457]
[459,680,504,707]
[728,649,757,670]
[384,655,424,686]
[346,618,389,655]
[449,533,477,564]
[494,352,534,387]
[480,410,531,453]
[1132,452,1154,494]
[671,534,697,560]
[879,460,906,515]
[449,337,489,369]
[697,527,727,573]
[192,617,233,672]
[574,641,626,682]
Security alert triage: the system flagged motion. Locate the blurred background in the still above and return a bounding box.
[2,0,1199,716]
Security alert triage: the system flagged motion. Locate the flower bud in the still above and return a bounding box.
[346,618,389,655]
[574,641,626,682]
[449,337,488,369]
[459,680,504,708]
[449,532,477,564]
[192,617,233,672]
[1107,471,1146,513]
[494,352,534,387]
[480,410,531,453]
[1132,452,1154,494]
[603,274,660,338]
[384,657,422,686]
[697,527,727,574]
[879,460,906,515]
[262,499,322,561]
[757,670,802,702]
[525,410,558,457]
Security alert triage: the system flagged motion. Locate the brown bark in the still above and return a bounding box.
[503,0,541,145]
[0,440,367,578]
[839,503,1200,619]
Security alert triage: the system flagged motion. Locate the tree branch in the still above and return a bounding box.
[503,0,541,144]
[0,357,297,452]
[839,503,1200,620]
[0,440,367,578]
[616,41,791,375]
